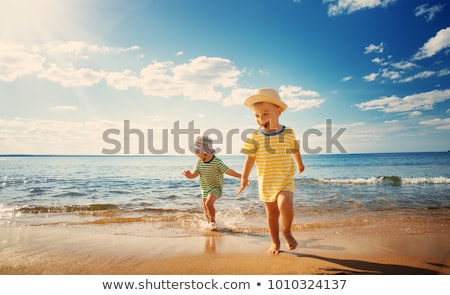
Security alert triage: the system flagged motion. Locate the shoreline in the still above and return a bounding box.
[1,217,449,275]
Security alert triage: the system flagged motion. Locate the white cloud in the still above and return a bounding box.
[362,32,448,83]
[1,41,320,111]
[108,56,242,102]
[106,56,241,101]
[222,87,255,107]
[342,76,352,81]
[40,41,140,58]
[363,72,379,81]
[371,57,384,64]
[364,42,385,54]
[106,70,139,90]
[173,56,241,100]
[414,3,446,22]
[1,41,139,86]
[409,111,422,117]
[138,61,181,97]
[2,41,245,103]
[0,118,116,154]
[0,39,329,115]
[419,118,450,130]
[413,27,450,60]
[391,60,417,70]
[0,43,45,81]
[356,89,450,113]
[381,68,401,80]
[399,70,435,83]
[223,85,325,112]
[280,84,321,98]
[279,85,325,111]
[38,63,104,87]
[438,68,450,77]
[286,98,325,111]
[325,0,397,16]
[347,122,365,127]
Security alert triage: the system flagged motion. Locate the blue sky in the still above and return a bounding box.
[1,0,449,155]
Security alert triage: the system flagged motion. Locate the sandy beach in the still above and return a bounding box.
[1,215,449,275]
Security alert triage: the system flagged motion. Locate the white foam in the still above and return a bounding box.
[402,176,450,184]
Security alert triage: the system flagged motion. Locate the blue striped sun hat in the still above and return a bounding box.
[193,136,216,154]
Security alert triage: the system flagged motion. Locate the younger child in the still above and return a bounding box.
[183,136,242,231]
[237,88,305,254]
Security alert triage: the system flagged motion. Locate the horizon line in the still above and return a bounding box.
[0,151,448,157]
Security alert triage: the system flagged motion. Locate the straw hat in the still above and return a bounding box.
[244,88,288,112]
[193,136,216,154]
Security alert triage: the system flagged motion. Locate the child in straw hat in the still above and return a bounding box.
[237,88,305,254]
[183,136,242,231]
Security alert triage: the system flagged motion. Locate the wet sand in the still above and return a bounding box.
[0,218,449,275]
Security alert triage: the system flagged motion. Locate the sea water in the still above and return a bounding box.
[0,152,449,234]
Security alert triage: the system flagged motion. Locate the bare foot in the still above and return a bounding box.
[284,233,297,250]
[209,222,217,231]
[266,242,280,254]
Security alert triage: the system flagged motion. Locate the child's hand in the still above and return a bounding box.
[236,179,251,195]
[182,170,195,179]
[298,163,305,174]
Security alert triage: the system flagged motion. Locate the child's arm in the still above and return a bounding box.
[225,168,241,179]
[293,151,305,174]
[236,155,255,195]
[182,170,198,179]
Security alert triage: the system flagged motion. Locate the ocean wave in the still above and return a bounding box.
[15,204,120,214]
[401,176,450,184]
[304,176,450,186]
[6,204,199,216]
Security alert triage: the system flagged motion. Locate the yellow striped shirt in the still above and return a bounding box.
[241,126,299,202]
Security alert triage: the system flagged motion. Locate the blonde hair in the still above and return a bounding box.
[251,101,282,112]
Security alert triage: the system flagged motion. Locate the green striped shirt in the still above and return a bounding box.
[194,156,229,199]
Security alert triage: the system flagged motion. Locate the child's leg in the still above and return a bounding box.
[202,198,210,222]
[277,191,297,250]
[204,193,217,223]
[264,201,281,254]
